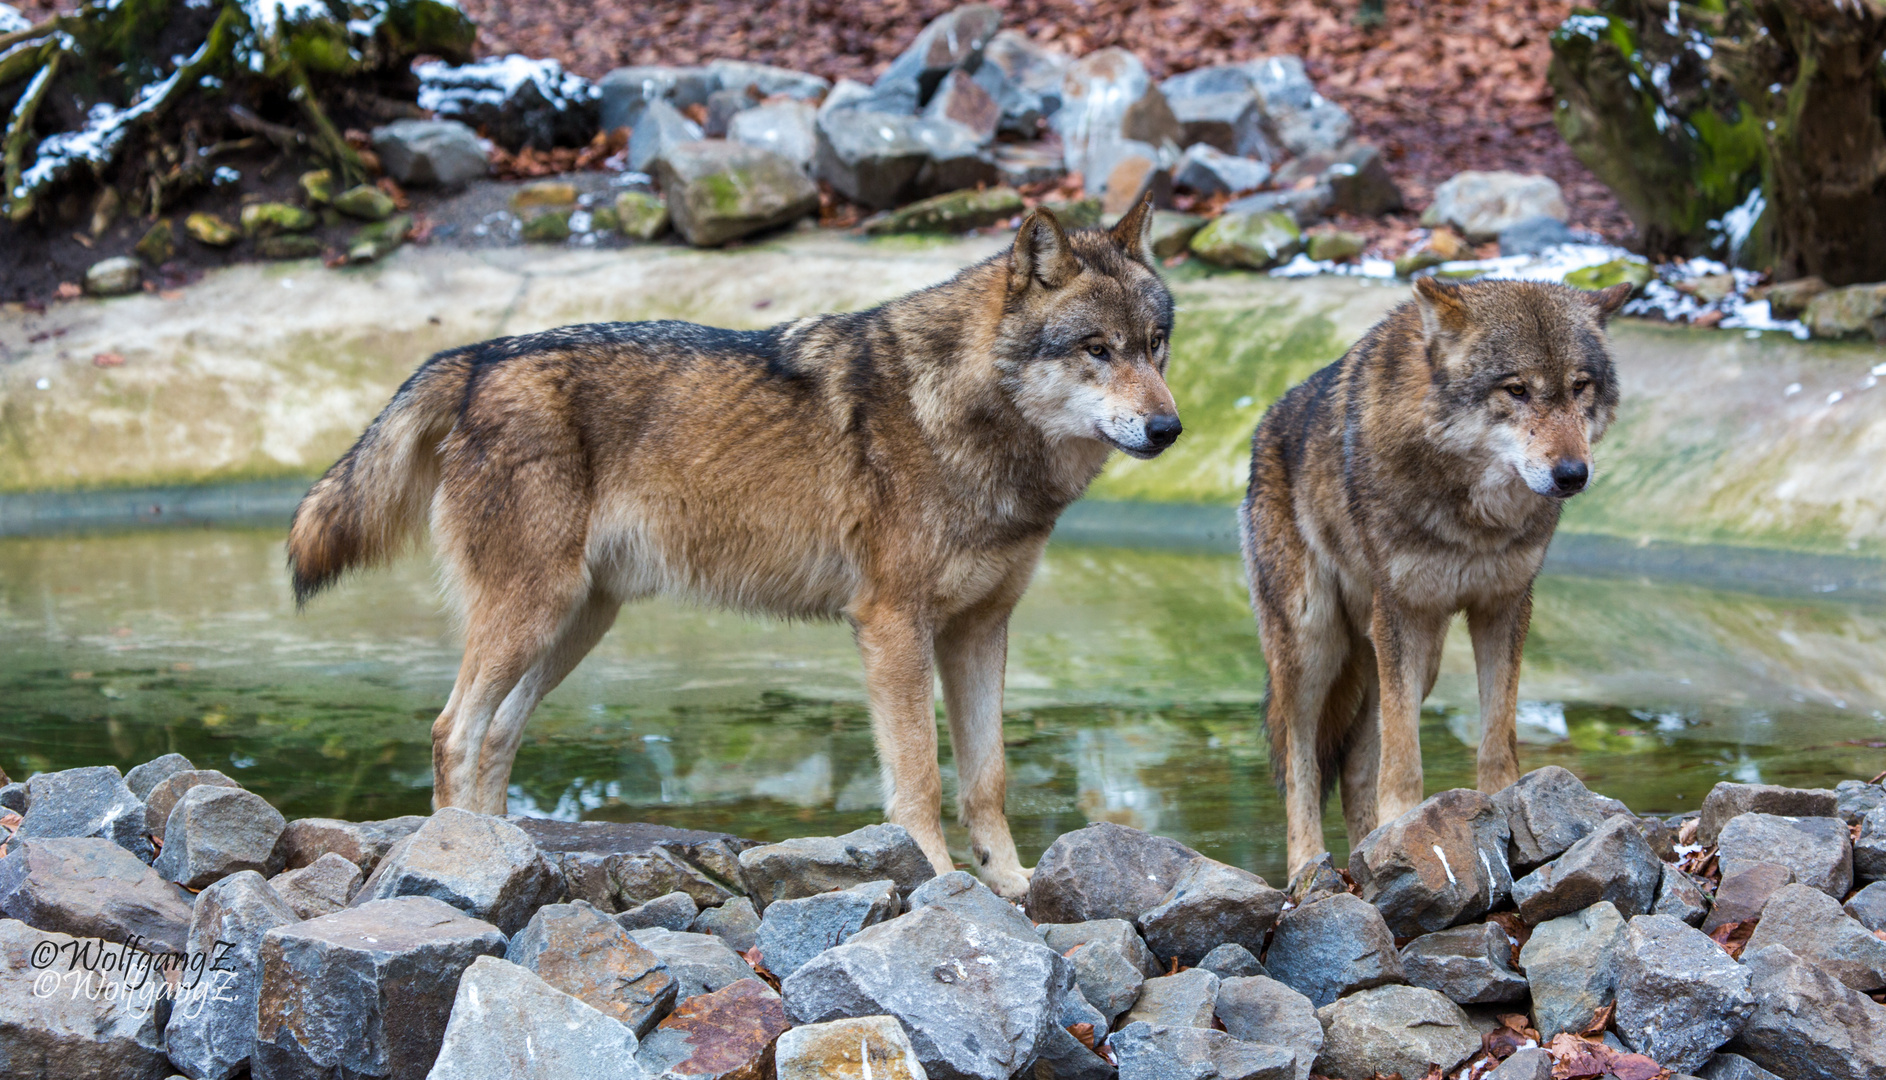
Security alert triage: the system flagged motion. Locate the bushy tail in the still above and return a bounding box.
[287,359,466,606]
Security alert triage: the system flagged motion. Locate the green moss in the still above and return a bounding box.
[1564,256,1652,291]
[615,191,670,241]
[1189,212,1302,271]
[864,187,1025,235]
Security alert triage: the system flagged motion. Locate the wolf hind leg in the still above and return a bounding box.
[1338,670,1382,848]
[1259,583,1351,884]
[937,603,1028,900]
[855,601,953,878]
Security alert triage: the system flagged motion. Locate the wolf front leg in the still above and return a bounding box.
[854,603,954,877]
[1468,591,1532,795]
[1370,596,1450,826]
[936,601,1030,900]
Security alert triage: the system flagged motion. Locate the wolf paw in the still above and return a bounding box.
[978,863,1033,903]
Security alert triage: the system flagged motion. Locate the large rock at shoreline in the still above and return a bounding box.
[1026,822,1199,924]
[0,919,168,1080]
[1311,985,1480,1080]
[1491,766,1631,870]
[1696,782,1839,846]
[1398,921,1527,1005]
[427,955,650,1080]
[142,769,242,844]
[510,817,755,912]
[616,890,698,932]
[273,816,426,876]
[1262,892,1404,1009]
[253,896,506,1079]
[774,1015,928,1080]
[739,824,935,912]
[634,977,788,1079]
[758,878,898,978]
[269,852,363,920]
[0,837,192,953]
[123,753,194,801]
[507,900,677,1036]
[1715,812,1852,898]
[1613,914,1754,1071]
[690,896,760,953]
[353,808,560,935]
[1742,882,1886,991]
[1137,857,1284,966]
[16,766,151,861]
[1703,862,1794,934]
[1215,976,1323,1080]
[153,784,286,889]
[1350,788,1513,936]
[1729,944,1886,1080]
[161,871,299,1080]
[628,926,758,1003]
[1122,968,1220,1029]
[908,870,1038,941]
[1111,1021,1295,1080]
[1519,900,1625,1040]
[781,904,1068,1080]
[1511,814,1661,923]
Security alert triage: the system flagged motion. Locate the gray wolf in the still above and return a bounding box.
[285,199,1179,899]
[1240,276,1631,879]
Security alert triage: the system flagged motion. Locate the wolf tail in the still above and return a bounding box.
[287,357,467,606]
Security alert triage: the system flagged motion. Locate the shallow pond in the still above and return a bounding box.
[4,527,1884,884]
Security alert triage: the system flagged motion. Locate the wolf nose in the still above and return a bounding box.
[1145,414,1183,448]
[1551,460,1589,493]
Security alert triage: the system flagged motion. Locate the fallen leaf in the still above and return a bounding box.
[55,282,81,300]
[92,352,125,367]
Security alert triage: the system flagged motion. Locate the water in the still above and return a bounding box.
[4,527,1884,884]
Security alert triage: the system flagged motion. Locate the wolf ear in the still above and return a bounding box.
[1412,276,1470,340]
[1587,282,1634,325]
[1010,208,1080,294]
[1109,192,1156,266]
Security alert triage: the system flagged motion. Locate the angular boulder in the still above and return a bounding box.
[272,815,426,876]
[17,766,151,861]
[142,769,242,844]
[1846,880,1886,931]
[774,1015,928,1080]
[728,101,819,174]
[1835,779,1886,824]
[1854,806,1886,882]
[1511,814,1661,923]
[1026,822,1200,925]
[1696,782,1839,846]
[426,955,648,1080]
[1189,210,1302,270]
[1053,49,1180,196]
[627,100,705,174]
[1261,892,1404,1009]
[924,70,1001,144]
[1702,861,1794,934]
[1613,914,1754,1071]
[739,824,936,912]
[1729,945,1886,1080]
[707,59,830,102]
[1491,766,1631,870]
[1519,901,1625,1040]
[1198,941,1264,978]
[1653,862,1709,925]
[1122,968,1221,1029]
[907,870,1037,941]
[598,64,718,131]
[1311,984,1480,1080]
[634,977,788,1080]
[1137,856,1285,966]
[1161,65,1271,157]
[758,878,898,978]
[371,119,488,187]
[1241,55,1353,157]
[268,852,363,920]
[1215,976,1323,1080]
[1420,171,1569,242]
[1171,143,1270,195]
[1110,1021,1295,1080]
[507,900,677,1036]
[0,837,192,953]
[0,919,167,1080]
[1715,813,1852,898]
[874,3,1001,106]
[628,926,758,1003]
[691,896,760,953]
[253,896,507,1079]
[1742,882,1886,992]
[1349,788,1514,936]
[657,140,820,247]
[123,753,195,801]
[153,784,286,889]
[511,817,755,912]
[353,808,560,935]
[616,890,698,932]
[161,871,300,1080]
[1397,921,1527,1005]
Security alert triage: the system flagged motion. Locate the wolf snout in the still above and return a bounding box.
[1550,459,1590,495]
[1145,414,1183,450]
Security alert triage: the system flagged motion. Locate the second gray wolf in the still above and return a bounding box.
[285,199,1179,899]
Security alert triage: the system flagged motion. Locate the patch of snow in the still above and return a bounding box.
[417,54,599,115]
[0,3,29,33]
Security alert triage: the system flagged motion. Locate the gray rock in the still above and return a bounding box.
[1702,861,1794,934]
[1269,141,1401,216]
[1488,1047,1554,1080]
[427,954,649,1080]
[598,65,717,131]
[142,769,241,845]
[1716,813,1852,898]
[1498,214,1578,257]
[1165,86,1269,159]
[703,87,756,138]
[1311,984,1480,1080]
[1171,143,1270,195]
[153,784,286,889]
[1057,931,1145,1026]
[17,766,152,861]
[990,142,1065,189]
[1519,901,1626,1040]
[417,55,599,151]
[924,70,1000,144]
[0,837,193,952]
[83,256,140,296]
[1614,914,1754,1071]
[1284,852,1347,907]
[633,977,788,1080]
[1219,187,1331,229]
[1039,919,1162,978]
[1512,814,1662,923]
[1491,766,1632,870]
[1697,782,1839,846]
[628,925,758,1002]
[1698,1053,1783,1080]
[1398,922,1527,1005]
[690,895,760,953]
[1350,788,1514,937]
[1855,805,1886,882]
[1804,283,1886,341]
[1026,823,1200,925]
[0,919,168,1079]
[123,753,194,801]
[1032,1021,1117,1080]
[758,878,898,978]
[353,808,560,935]
[1634,815,1680,862]
[1122,968,1221,1029]
[1241,55,1352,156]
[909,870,1038,941]
[813,107,990,209]
[1136,857,1284,967]
[1111,1021,1294,1080]
[1053,49,1180,195]
[977,31,1067,136]
[1654,862,1710,925]
[658,140,824,247]
[1262,892,1404,1009]
[616,890,698,932]
[1729,944,1886,1080]
[728,101,819,173]
[272,815,426,876]
[1836,780,1886,824]
[874,3,1001,105]
[508,900,678,1036]
[1197,942,1265,978]
[1845,879,1886,931]
[0,782,26,813]
[774,1015,929,1080]
[510,817,755,912]
[1742,882,1886,991]
[253,896,507,1079]
[161,871,299,1080]
[739,824,936,912]
[268,851,362,920]
[781,904,1069,1080]
[1420,171,1569,242]
[706,59,830,102]
[628,100,705,174]
[1215,976,1322,1080]
[370,119,488,187]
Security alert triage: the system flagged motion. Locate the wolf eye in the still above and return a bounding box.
[1503,383,1528,399]
[1150,333,1166,352]
[1572,376,1591,393]
[1086,344,1110,360]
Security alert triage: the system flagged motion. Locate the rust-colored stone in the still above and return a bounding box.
[636,978,789,1080]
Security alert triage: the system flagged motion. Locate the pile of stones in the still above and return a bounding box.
[3,754,1880,1080]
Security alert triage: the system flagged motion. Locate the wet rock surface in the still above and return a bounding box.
[0,836,194,953]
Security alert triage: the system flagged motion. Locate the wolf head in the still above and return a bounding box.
[1413,276,1631,499]
[995,199,1181,459]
